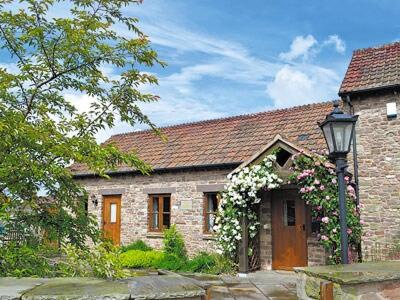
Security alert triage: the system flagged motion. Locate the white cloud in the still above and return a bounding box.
[279,34,346,62]
[279,35,317,61]
[323,35,346,54]
[0,62,19,74]
[64,92,97,114]
[266,65,340,108]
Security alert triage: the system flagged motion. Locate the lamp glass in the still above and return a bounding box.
[322,123,335,153]
[332,122,353,152]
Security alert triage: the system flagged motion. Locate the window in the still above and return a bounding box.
[276,148,292,167]
[148,195,171,232]
[204,193,219,234]
[283,199,296,226]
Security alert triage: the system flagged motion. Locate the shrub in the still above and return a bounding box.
[154,254,186,271]
[120,240,152,252]
[0,243,54,277]
[163,225,187,259]
[58,242,129,279]
[207,253,236,274]
[120,250,164,268]
[180,252,235,274]
[182,252,215,273]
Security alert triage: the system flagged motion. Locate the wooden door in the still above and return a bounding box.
[271,189,307,270]
[102,195,121,245]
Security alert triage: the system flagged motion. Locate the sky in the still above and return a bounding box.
[3,0,400,141]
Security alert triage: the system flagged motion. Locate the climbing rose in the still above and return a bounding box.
[321,217,329,223]
[321,235,329,241]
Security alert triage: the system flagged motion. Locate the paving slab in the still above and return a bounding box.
[0,278,47,300]
[22,278,130,300]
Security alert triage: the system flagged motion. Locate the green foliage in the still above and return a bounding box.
[120,249,234,275]
[120,250,164,269]
[181,252,235,274]
[163,225,187,259]
[58,242,129,279]
[154,254,186,271]
[0,0,164,246]
[120,240,152,252]
[0,242,54,277]
[288,153,362,264]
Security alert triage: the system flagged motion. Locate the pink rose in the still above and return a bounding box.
[360,220,366,225]
[332,178,337,184]
[332,228,337,233]
[317,206,322,211]
[320,185,325,191]
[300,187,306,193]
[322,217,329,223]
[347,228,352,235]
[314,179,320,185]
[325,195,330,200]
[321,235,329,241]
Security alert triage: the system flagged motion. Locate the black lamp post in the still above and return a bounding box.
[319,102,358,264]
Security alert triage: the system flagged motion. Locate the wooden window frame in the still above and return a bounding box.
[203,192,220,234]
[148,194,171,232]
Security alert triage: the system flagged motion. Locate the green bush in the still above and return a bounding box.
[182,252,215,273]
[163,225,187,259]
[154,254,186,271]
[207,253,236,274]
[120,240,152,252]
[58,242,129,279]
[180,252,235,274]
[0,243,54,277]
[120,250,164,268]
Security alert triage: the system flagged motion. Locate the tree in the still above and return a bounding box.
[0,0,165,247]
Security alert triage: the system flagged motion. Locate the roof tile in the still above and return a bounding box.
[340,42,400,94]
[71,101,334,175]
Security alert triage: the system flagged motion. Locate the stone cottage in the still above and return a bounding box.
[72,41,400,271]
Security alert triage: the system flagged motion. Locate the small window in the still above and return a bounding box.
[283,199,296,226]
[204,193,219,234]
[276,148,292,167]
[110,203,117,223]
[148,195,171,232]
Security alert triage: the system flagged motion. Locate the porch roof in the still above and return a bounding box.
[71,101,333,176]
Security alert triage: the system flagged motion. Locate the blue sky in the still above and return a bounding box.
[2,0,400,141]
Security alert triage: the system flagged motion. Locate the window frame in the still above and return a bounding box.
[203,192,220,234]
[148,194,171,232]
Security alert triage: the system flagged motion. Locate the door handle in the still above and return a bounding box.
[302,224,305,231]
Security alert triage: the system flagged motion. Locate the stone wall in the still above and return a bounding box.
[76,168,230,256]
[77,168,327,268]
[347,91,400,260]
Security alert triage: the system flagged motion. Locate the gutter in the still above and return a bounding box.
[72,162,242,179]
[342,95,360,206]
[339,83,400,97]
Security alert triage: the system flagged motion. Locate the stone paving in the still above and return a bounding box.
[209,271,298,300]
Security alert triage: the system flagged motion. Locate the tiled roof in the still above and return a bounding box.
[71,101,334,175]
[340,42,400,95]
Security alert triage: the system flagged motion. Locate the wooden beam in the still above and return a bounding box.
[238,214,249,274]
[320,281,333,300]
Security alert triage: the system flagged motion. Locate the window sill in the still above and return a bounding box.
[146,232,163,238]
[202,234,217,240]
